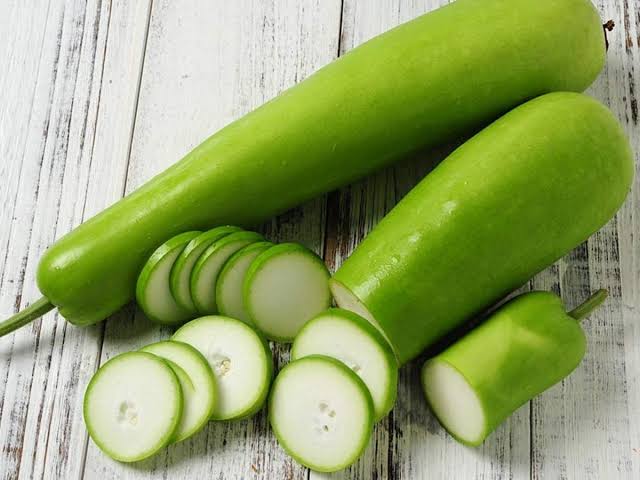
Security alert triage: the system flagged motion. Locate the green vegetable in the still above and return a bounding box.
[83,352,183,462]
[331,92,633,364]
[170,226,243,312]
[140,341,217,443]
[1,0,607,335]
[291,308,398,420]
[190,231,263,314]
[269,355,374,473]
[216,241,274,324]
[172,316,273,420]
[422,289,606,446]
[244,243,331,342]
[135,231,201,326]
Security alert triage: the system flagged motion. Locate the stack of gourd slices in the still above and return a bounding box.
[83,315,274,462]
[82,226,320,461]
[271,308,399,472]
[135,226,332,337]
[84,226,400,471]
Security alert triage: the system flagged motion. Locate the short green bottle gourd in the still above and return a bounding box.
[421,289,607,446]
[331,92,633,364]
[1,0,608,334]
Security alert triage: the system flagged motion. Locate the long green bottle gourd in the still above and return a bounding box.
[1,0,607,333]
[331,92,634,364]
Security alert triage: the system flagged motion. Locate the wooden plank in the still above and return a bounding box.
[531,1,640,478]
[0,0,154,479]
[0,1,111,478]
[604,1,640,477]
[0,1,60,478]
[12,3,113,478]
[82,1,342,478]
[615,0,640,475]
[318,1,532,479]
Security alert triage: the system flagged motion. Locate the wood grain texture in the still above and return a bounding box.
[0,2,113,479]
[81,1,342,479]
[320,2,530,479]
[527,0,640,478]
[0,0,638,479]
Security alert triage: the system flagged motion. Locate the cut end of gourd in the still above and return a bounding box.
[421,360,486,445]
[329,279,398,362]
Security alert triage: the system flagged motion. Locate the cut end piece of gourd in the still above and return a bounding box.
[172,315,272,420]
[329,279,399,360]
[269,355,374,473]
[421,360,486,446]
[291,308,398,420]
[83,352,183,463]
[244,243,331,342]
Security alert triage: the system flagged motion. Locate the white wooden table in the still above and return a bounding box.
[1,1,638,479]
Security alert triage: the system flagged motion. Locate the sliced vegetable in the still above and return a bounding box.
[216,241,273,324]
[422,290,605,446]
[190,231,264,314]
[172,315,272,420]
[269,355,374,473]
[140,341,217,443]
[83,352,183,462]
[136,231,200,325]
[170,226,243,312]
[244,243,331,342]
[291,308,398,420]
[332,92,633,364]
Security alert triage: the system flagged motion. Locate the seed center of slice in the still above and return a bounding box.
[314,402,337,434]
[210,352,232,377]
[117,401,139,426]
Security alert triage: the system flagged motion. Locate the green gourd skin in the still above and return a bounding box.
[4,0,606,331]
[422,290,605,446]
[332,93,633,365]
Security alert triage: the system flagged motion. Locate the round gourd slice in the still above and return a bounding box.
[170,226,243,312]
[216,241,273,324]
[291,308,398,420]
[244,243,331,342]
[136,231,200,325]
[190,231,264,314]
[140,341,217,443]
[269,355,374,473]
[83,352,183,462]
[172,315,272,420]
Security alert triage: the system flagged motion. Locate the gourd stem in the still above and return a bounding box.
[603,20,615,51]
[0,297,55,337]
[569,289,608,322]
